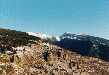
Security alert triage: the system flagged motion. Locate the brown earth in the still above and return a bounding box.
[0,41,109,75]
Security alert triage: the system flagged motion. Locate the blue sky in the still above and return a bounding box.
[0,0,109,39]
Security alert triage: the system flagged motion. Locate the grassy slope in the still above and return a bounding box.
[0,28,40,52]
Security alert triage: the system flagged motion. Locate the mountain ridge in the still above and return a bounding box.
[55,32,109,61]
[0,28,109,62]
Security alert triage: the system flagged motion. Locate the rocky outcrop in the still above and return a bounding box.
[0,41,109,75]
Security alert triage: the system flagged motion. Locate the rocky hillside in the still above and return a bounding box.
[0,41,109,75]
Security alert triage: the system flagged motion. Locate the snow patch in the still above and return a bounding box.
[27,32,49,39]
[27,32,60,41]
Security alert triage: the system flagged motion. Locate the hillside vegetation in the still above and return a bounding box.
[0,28,40,53]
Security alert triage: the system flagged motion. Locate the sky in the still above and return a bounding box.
[0,0,109,39]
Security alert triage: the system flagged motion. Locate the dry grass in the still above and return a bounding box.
[0,42,109,75]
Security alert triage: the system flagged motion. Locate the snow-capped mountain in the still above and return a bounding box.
[60,32,109,45]
[60,32,87,40]
[54,32,109,61]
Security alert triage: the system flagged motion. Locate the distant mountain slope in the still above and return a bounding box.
[55,32,109,61]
